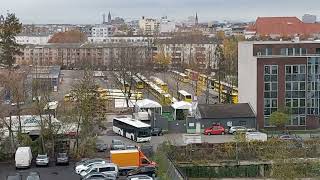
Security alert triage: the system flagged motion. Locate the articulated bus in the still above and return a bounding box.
[198,74,208,85]
[150,76,169,93]
[132,76,144,89]
[178,90,192,103]
[185,69,199,81]
[113,117,151,142]
[107,89,143,100]
[179,73,189,83]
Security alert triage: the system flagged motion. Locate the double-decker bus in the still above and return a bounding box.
[113,117,151,142]
[178,90,192,103]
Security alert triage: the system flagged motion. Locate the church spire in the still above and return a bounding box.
[195,12,198,26]
[108,11,112,23]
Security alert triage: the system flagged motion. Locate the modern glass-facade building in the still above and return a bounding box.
[239,41,320,129]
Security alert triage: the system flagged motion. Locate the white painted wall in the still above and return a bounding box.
[238,41,257,114]
[15,35,51,45]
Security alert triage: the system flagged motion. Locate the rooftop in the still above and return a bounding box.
[198,103,255,119]
[113,117,151,128]
[247,16,320,36]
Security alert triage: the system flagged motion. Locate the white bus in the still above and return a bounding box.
[113,117,151,142]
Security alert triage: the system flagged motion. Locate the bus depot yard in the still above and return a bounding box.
[1,69,320,180]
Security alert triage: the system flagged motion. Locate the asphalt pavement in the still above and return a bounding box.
[0,162,79,180]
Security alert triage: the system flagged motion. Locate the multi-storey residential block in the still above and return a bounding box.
[238,40,320,130]
[139,16,160,35]
[154,38,216,70]
[15,33,52,45]
[91,24,113,37]
[14,43,150,70]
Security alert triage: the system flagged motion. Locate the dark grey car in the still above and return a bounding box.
[96,140,108,152]
[110,139,125,150]
[56,153,69,165]
[82,172,116,180]
[26,172,40,180]
[6,173,22,180]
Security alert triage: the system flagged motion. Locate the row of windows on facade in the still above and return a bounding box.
[263,65,320,126]
[257,47,309,56]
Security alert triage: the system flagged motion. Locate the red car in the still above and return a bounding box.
[204,125,226,135]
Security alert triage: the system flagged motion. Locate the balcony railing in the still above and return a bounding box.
[256,54,320,58]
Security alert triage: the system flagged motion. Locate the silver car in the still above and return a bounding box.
[36,154,49,166]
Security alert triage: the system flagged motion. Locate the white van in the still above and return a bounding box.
[15,147,32,168]
[80,163,119,178]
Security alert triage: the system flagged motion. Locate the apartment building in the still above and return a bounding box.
[139,16,160,35]
[154,38,216,70]
[15,33,51,45]
[15,43,150,70]
[91,24,113,37]
[238,40,320,129]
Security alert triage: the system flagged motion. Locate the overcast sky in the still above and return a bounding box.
[1,0,320,24]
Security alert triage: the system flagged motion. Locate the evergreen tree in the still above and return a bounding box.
[0,13,22,68]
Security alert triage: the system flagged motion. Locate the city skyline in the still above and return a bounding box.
[1,0,320,24]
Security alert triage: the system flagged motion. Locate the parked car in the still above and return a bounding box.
[204,125,225,135]
[6,173,22,180]
[150,127,163,136]
[26,172,40,180]
[125,145,137,150]
[75,159,107,174]
[15,147,32,169]
[279,134,303,142]
[110,139,125,150]
[126,175,153,180]
[82,172,116,180]
[127,166,156,178]
[55,153,69,165]
[75,158,91,167]
[80,163,119,178]
[229,126,247,134]
[36,154,49,166]
[96,140,108,152]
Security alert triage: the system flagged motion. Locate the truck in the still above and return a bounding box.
[245,132,268,142]
[110,149,156,175]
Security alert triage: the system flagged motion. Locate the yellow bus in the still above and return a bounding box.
[178,90,192,103]
[132,76,144,89]
[179,73,189,83]
[150,76,169,93]
[106,89,143,100]
[198,74,207,85]
[64,94,72,102]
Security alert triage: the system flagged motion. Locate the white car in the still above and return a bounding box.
[36,154,49,166]
[80,163,119,178]
[229,126,247,134]
[75,159,107,174]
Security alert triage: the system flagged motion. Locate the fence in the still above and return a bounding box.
[164,155,187,180]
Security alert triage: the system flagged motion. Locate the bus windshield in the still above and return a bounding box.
[138,128,151,137]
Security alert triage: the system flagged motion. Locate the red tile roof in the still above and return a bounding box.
[247,17,320,37]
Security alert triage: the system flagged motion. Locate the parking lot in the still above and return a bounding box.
[0,133,234,179]
[0,162,79,180]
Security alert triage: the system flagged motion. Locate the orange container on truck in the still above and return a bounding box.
[110,149,156,175]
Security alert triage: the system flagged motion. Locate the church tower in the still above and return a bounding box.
[108,11,112,23]
[195,12,199,26]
